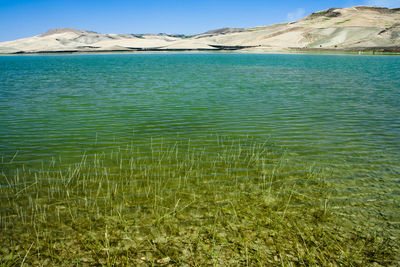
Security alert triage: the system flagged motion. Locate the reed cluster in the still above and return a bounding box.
[0,136,397,265]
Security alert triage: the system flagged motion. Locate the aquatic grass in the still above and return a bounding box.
[0,136,398,265]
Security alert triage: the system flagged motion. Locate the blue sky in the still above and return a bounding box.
[0,0,399,41]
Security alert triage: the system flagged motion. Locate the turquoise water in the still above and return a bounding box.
[0,53,399,226]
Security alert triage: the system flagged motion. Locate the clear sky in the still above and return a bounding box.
[0,0,399,41]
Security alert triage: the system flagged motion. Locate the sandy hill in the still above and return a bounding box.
[0,6,399,54]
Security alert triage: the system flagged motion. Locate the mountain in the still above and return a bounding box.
[0,6,399,54]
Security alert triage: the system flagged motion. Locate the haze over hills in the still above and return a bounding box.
[1,6,399,54]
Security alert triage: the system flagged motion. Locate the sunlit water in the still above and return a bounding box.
[0,53,399,229]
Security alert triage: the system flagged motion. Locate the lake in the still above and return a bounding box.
[0,53,399,264]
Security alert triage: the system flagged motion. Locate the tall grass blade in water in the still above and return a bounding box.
[0,136,397,265]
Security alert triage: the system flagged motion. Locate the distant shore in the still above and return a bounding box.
[2,6,400,57]
[1,48,399,56]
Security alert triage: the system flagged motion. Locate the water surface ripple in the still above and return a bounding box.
[0,53,399,226]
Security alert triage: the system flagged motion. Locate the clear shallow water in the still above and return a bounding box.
[0,53,399,226]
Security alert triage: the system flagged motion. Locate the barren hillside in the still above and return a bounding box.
[0,6,399,54]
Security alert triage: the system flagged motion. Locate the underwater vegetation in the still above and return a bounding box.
[0,136,398,265]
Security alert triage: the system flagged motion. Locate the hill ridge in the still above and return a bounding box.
[1,5,399,54]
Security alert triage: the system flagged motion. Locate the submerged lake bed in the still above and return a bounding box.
[0,53,399,265]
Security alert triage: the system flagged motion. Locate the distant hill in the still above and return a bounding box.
[1,6,399,54]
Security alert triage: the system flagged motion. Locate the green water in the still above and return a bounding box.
[0,53,399,227]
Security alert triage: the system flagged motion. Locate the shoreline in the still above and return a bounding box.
[1,49,400,56]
